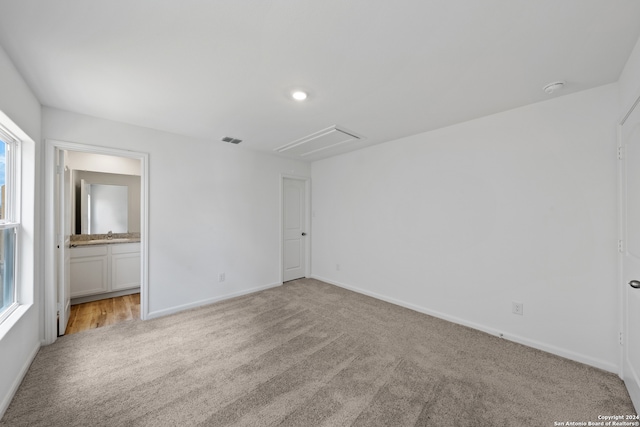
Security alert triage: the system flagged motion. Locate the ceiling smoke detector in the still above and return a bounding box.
[543,81,565,94]
[221,136,242,144]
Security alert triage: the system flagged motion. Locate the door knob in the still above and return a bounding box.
[301,232,307,236]
[629,280,640,289]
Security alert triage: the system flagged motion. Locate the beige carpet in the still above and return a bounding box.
[1,279,635,426]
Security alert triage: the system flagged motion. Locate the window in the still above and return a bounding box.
[0,124,18,324]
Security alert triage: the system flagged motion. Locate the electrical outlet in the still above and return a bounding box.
[218,273,225,282]
[336,264,340,271]
[512,302,523,315]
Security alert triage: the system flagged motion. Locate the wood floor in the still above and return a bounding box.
[64,293,140,335]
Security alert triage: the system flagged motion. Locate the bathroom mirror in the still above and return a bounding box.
[72,170,141,235]
[81,181,128,234]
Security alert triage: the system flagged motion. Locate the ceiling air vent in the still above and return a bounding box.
[274,125,362,157]
[222,136,242,144]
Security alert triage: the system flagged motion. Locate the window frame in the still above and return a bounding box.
[0,124,20,325]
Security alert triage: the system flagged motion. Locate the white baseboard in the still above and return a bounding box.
[0,341,40,419]
[311,275,618,374]
[146,282,282,319]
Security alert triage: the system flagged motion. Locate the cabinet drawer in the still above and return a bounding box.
[70,245,108,258]
[111,242,141,254]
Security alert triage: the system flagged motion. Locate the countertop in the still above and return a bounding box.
[69,232,141,247]
[70,238,140,247]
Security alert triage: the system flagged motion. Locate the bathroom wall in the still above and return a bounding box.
[66,151,141,176]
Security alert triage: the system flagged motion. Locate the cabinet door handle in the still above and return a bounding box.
[630,280,640,289]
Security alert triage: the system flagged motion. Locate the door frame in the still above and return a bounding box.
[618,91,640,411]
[43,139,149,345]
[280,174,311,283]
[55,148,71,335]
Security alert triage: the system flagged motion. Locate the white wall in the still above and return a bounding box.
[312,83,620,372]
[620,35,640,112]
[0,46,41,416]
[42,107,310,317]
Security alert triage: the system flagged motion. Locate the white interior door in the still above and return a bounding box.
[621,97,640,412]
[283,178,306,282]
[57,149,71,335]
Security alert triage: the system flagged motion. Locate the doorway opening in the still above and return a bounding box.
[45,140,149,344]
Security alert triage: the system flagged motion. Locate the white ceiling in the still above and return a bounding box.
[0,1,639,161]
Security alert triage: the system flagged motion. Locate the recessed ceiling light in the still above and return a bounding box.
[292,91,308,101]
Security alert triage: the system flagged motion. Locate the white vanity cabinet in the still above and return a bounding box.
[69,245,109,297]
[70,242,140,298]
[111,243,141,291]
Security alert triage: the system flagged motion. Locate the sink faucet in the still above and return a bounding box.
[107,230,113,240]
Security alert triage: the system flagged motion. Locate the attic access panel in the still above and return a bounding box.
[275,126,361,158]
